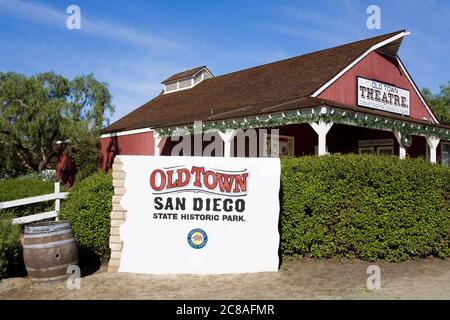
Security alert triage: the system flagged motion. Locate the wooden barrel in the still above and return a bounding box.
[23,221,78,285]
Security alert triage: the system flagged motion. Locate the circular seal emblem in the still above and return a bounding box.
[187,228,208,249]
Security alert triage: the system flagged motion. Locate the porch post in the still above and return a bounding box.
[426,136,440,164]
[218,129,237,157]
[154,132,162,156]
[393,132,406,159]
[310,121,334,156]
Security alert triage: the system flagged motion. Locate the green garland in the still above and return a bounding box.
[156,111,450,140]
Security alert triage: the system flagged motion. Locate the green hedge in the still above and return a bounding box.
[60,171,113,260]
[0,178,55,218]
[0,178,54,202]
[56,155,450,264]
[0,214,21,279]
[280,154,450,262]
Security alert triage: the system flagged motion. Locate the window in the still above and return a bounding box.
[359,147,375,154]
[358,139,393,155]
[165,82,177,92]
[442,142,450,167]
[194,71,203,85]
[178,78,191,89]
[377,146,394,155]
[264,134,295,157]
[279,136,295,156]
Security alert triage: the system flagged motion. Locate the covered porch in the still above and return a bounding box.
[154,104,450,166]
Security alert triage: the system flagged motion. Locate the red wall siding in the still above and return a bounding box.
[318,51,436,122]
[99,131,155,170]
[56,151,77,187]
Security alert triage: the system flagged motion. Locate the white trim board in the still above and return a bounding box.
[311,31,410,98]
[193,66,214,79]
[100,128,152,139]
[395,56,439,123]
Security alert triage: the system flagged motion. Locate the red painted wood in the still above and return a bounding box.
[319,51,436,122]
[56,151,76,187]
[99,131,155,170]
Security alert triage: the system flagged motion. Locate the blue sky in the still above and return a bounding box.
[0,0,449,124]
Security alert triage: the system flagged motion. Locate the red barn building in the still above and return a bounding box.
[96,30,449,171]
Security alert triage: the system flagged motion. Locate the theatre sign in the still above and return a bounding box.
[357,77,410,116]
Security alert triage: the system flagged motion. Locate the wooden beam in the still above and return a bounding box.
[12,211,58,225]
[0,192,68,210]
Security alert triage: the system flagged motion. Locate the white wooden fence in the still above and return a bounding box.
[0,182,68,225]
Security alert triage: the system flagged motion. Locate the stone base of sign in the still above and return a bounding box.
[108,157,127,272]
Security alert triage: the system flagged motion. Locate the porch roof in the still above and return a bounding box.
[152,96,450,140]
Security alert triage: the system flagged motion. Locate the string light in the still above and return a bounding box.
[155,111,450,140]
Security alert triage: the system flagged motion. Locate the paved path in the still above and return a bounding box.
[1,258,449,299]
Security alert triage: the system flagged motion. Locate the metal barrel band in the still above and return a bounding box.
[25,261,78,272]
[22,238,76,249]
[25,222,71,234]
[24,229,73,239]
[29,273,72,282]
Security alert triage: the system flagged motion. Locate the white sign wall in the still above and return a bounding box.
[357,77,410,115]
[117,155,281,274]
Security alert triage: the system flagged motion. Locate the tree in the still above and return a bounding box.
[422,82,450,125]
[0,140,25,178]
[0,72,114,179]
[63,74,115,180]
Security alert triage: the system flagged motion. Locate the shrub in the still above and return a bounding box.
[0,178,55,218]
[16,170,57,182]
[60,171,113,260]
[280,154,450,262]
[0,214,21,279]
[0,178,54,202]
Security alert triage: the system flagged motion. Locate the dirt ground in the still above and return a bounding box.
[0,258,449,300]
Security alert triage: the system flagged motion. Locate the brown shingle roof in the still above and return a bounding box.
[103,30,409,134]
[162,66,206,84]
